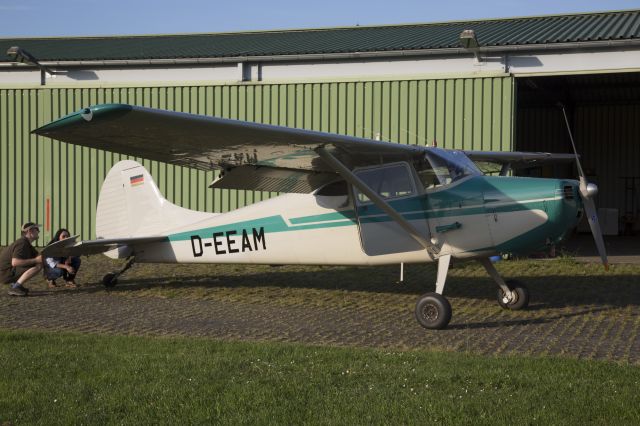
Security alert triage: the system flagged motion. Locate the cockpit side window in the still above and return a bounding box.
[353,163,416,204]
[419,148,481,188]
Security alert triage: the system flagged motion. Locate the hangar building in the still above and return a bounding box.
[1,9,639,245]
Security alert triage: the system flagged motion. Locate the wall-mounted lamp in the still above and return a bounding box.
[6,46,56,85]
[459,29,482,63]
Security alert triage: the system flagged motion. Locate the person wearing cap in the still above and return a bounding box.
[0,222,43,296]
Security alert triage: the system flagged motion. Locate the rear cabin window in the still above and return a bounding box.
[353,163,416,204]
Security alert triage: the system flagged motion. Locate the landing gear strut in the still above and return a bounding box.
[479,258,529,310]
[415,254,452,330]
[102,256,136,288]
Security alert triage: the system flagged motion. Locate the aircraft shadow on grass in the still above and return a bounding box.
[64,263,640,311]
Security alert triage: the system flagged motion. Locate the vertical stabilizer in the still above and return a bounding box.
[96,160,211,238]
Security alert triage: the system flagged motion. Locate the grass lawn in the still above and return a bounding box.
[1,330,639,425]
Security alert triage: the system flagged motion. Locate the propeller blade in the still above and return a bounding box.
[560,105,609,270]
[581,193,609,270]
[560,105,586,179]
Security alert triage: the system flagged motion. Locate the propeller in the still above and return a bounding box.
[559,104,609,270]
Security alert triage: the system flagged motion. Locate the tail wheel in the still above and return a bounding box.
[415,293,452,330]
[497,280,529,310]
[102,273,118,288]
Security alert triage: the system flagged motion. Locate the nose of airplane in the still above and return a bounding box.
[542,180,584,245]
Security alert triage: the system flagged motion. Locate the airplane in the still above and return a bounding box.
[33,103,608,330]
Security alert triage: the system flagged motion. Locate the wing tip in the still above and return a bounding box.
[32,103,133,136]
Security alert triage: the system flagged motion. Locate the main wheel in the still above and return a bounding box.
[497,280,529,310]
[415,293,452,330]
[102,273,118,288]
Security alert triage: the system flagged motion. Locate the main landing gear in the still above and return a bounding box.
[102,256,136,288]
[414,255,530,330]
[415,254,453,330]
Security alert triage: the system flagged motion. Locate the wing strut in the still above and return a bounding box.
[316,147,439,259]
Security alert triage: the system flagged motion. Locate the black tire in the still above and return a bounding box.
[497,280,529,310]
[415,293,452,330]
[102,273,118,288]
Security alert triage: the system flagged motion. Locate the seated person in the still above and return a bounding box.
[44,228,81,288]
[0,222,43,296]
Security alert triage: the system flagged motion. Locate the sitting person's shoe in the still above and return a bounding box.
[47,280,58,288]
[8,284,28,297]
[64,281,77,288]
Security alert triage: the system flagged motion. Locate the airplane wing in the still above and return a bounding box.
[33,103,423,169]
[33,104,575,192]
[42,234,168,258]
[33,103,428,193]
[464,150,576,166]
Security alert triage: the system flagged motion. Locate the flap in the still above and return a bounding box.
[210,165,339,193]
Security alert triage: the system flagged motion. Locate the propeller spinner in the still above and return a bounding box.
[559,105,609,270]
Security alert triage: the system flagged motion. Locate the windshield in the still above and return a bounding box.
[423,148,481,186]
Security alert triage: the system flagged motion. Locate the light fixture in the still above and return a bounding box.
[6,46,55,85]
[459,30,482,63]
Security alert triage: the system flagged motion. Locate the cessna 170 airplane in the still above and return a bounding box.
[34,104,607,330]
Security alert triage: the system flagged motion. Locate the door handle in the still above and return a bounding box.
[436,222,462,233]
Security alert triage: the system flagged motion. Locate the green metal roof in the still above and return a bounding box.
[1,10,639,63]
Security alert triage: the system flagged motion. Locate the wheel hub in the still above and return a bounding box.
[421,303,439,322]
[501,289,517,305]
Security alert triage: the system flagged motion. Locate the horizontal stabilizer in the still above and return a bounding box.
[42,235,168,258]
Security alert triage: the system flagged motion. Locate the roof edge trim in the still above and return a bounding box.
[2,39,639,69]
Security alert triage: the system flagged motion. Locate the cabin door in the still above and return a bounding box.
[353,162,431,256]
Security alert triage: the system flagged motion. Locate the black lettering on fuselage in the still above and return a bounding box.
[226,230,239,253]
[195,227,266,257]
[242,229,253,251]
[213,232,226,255]
[191,235,203,257]
[253,227,266,250]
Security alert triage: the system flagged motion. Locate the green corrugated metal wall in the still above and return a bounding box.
[0,76,514,245]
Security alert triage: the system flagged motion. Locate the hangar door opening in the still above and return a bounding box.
[515,72,640,241]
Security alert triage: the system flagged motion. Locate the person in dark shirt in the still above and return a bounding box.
[0,222,43,296]
[44,228,81,288]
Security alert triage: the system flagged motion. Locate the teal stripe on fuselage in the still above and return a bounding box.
[168,215,358,242]
[169,215,288,242]
[169,176,569,242]
[289,210,357,224]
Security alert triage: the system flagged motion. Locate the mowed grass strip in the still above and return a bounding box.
[1,330,639,425]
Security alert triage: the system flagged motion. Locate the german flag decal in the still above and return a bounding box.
[130,174,144,187]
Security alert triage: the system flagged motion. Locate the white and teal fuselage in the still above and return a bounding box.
[111,161,583,265]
